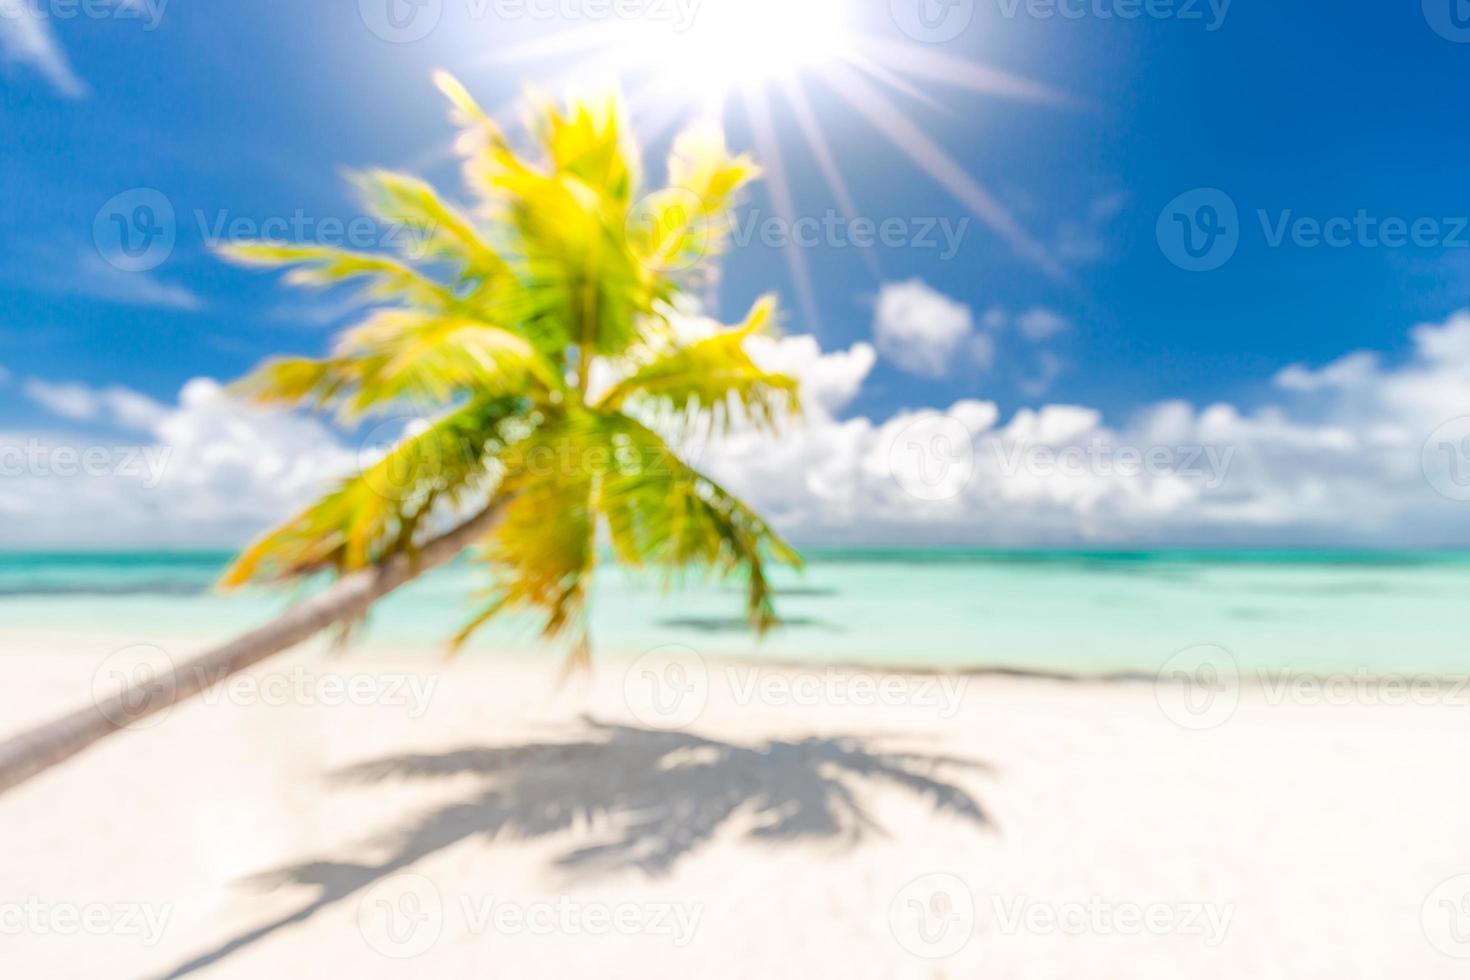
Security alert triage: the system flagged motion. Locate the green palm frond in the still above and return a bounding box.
[221,76,805,664]
[351,169,508,278]
[218,243,456,310]
[233,310,560,419]
[221,398,520,586]
[598,414,801,634]
[598,295,799,433]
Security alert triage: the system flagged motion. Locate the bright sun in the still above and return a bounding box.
[628,0,854,97]
[476,0,1068,327]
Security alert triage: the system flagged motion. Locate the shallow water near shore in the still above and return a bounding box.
[1,550,1466,677]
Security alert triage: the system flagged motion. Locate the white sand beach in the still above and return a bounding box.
[3,630,1469,979]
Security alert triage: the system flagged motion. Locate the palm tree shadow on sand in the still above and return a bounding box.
[153,717,992,979]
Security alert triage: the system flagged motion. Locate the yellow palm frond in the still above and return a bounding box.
[221,398,519,586]
[222,78,805,662]
[597,295,800,433]
[233,310,560,419]
[218,242,456,310]
[599,414,801,634]
[351,169,508,278]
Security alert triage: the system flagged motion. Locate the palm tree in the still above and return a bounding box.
[0,75,802,795]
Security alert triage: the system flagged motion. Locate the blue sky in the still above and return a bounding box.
[3,1,1470,547]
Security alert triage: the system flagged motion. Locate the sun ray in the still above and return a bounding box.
[857,37,1078,108]
[779,77,881,280]
[411,4,1074,292]
[822,61,1064,278]
[741,88,823,333]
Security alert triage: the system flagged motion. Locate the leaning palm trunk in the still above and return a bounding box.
[0,499,511,797]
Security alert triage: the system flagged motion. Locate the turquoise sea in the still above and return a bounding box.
[2,551,1467,677]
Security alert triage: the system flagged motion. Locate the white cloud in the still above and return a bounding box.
[2,377,354,547]
[1016,307,1071,343]
[1018,350,1067,398]
[872,279,977,378]
[1275,351,1379,392]
[0,0,86,97]
[23,379,168,429]
[73,254,205,311]
[8,312,1470,549]
[701,311,1470,548]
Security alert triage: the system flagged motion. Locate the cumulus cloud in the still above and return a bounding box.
[872,279,978,378]
[0,0,86,97]
[1,378,354,547]
[1015,307,1071,343]
[702,311,1470,548]
[73,254,205,311]
[8,312,1470,548]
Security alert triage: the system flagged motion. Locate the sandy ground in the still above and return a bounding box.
[3,629,1470,979]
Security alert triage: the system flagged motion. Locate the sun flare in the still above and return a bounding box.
[476,1,1071,326]
[625,0,855,99]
